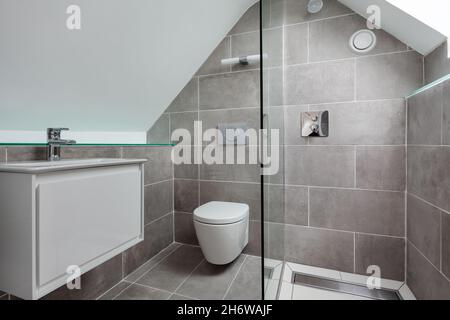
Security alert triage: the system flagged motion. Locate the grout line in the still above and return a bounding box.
[440,212,443,272]
[408,241,450,283]
[353,233,356,273]
[353,146,357,188]
[96,280,133,300]
[306,22,310,64]
[408,193,450,216]
[285,49,413,68]
[274,222,406,240]
[353,58,357,101]
[173,258,206,295]
[144,178,173,187]
[222,255,248,299]
[131,245,184,286]
[144,211,173,227]
[307,187,310,226]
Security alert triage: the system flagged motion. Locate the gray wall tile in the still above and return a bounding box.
[147,113,170,144]
[166,78,199,113]
[123,147,173,185]
[442,80,450,145]
[270,0,351,27]
[310,188,405,237]
[200,181,261,221]
[174,212,198,245]
[356,51,423,100]
[355,234,405,281]
[265,67,284,107]
[170,111,198,144]
[284,23,308,66]
[243,220,261,256]
[196,38,231,76]
[285,225,354,272]
[262,28,283,68]
[407,242,450,300]
[229,2,260,35]
[425,41,450,84]
[144,180,173,224]
[268,185,308,226]
[199,71,260,110]
[407,83,443,145]
[267,223,285,260]
[174,163,198,180]
[285,146,355,187]
[407,146,450,211]
[309,100,406,145]
[0,147,5,162]
[231,32,260,72]
[285,60,355,105]
[199,107,260,142]
[356,146,406,191]
[284,105,308,145]
[42,254,123,300]
[200,146,260,183]
[407,195,441,268]
[6,146,46,162]
[60,146,121,159]
[309,14,406,62]
[442,213,450,278]
[174,179,199,213]
[122,213,174,276]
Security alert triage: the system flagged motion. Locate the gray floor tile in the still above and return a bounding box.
[114,284,171,300]
[169,294,196,300]
[224,256,262,300]
[176,255,246,300]
[125,242,181,282]
[137,245,204,292]
[98,281,133,300]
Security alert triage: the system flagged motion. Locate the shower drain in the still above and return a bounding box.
[292,273,401,300]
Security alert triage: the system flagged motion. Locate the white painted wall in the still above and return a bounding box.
[339,0,447,56]
[0,0,257,143]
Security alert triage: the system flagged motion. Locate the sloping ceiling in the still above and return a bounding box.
[339,0,447,56]
[0,0,257,142]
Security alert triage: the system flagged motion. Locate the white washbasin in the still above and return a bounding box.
[0,158,147,173]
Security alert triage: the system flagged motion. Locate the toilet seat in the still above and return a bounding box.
[193,201,249,225]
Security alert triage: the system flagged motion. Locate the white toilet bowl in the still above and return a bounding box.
[193,201,249,265]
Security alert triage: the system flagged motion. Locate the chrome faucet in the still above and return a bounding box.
[47,128,76,161]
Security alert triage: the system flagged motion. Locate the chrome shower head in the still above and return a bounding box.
[307,0,323,14]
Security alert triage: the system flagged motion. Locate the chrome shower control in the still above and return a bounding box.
[301,111,329,137]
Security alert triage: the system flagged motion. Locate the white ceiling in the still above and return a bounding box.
[0,0,257,141]
[339,0,447,56]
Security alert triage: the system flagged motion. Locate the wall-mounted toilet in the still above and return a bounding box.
[193,201,249,265]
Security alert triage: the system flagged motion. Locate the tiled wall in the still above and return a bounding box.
[0,146,173,300]
[149,0,425,282]
[148,3,262,256]
[425,41,450,84]
[406,78,450,299]
[264,0,423,281]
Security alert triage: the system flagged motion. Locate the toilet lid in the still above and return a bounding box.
[193,201,249,225]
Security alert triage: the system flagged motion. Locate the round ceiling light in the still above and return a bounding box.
[307,0,323,14]
[349,29,377,54]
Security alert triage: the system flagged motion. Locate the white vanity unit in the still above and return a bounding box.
[0,158,146,300]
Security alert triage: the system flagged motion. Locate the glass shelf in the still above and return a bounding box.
[0,143,175,147]
[407,73,450,98]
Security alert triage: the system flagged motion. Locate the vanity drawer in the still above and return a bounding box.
[36,165,142,286]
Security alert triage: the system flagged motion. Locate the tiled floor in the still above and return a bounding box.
[98,243,263,300]
[278,262,417,300]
